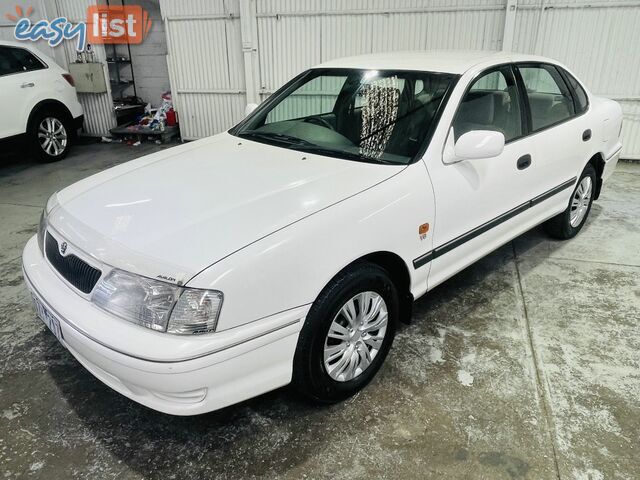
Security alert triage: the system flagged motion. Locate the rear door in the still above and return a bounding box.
[0,46,48,138]
[514,63,591,205]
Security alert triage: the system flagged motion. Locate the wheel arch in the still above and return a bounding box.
[27,99,74,133]
[327,251,414,325]
[588,151,606,200]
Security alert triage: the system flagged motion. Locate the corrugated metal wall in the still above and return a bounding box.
[161,0,246,139]
[0,0,117,135]
[160,0,639,157]
[511,0,640,158]
[255,0,506,96]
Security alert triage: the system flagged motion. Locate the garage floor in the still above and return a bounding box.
[1,142,638,480]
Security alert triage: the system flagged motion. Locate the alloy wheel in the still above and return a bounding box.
[38,117,68,157]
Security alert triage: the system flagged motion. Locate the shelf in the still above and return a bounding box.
[110,80,134,91]
[106,31,137,99]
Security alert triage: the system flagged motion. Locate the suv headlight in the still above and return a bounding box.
[37,192,59,253]
[92,269,223,334]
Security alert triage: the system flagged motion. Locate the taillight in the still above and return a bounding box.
[62,73,75,87]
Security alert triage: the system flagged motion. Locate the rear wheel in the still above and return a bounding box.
[544,163,596,239]
[29,110,72,162]
[292,263,398,402]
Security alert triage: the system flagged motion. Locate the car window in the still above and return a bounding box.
[562,69,588,114]
[519,64,575,131]
[0,47,16,76]
[452,67,522,142]
[0,46,46,76]
[266,75,348,124]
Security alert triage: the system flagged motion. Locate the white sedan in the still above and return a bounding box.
[23,51,622,415]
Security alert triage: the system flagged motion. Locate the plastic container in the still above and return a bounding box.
[166,109,177,126]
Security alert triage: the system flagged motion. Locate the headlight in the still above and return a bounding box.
[37,192,59,253]
[92,269,223,334]
[92,269,181,332]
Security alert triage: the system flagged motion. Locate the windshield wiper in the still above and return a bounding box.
[239,130,316,147]
[300,145,398,164]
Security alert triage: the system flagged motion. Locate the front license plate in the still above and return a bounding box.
[32,294,64,344]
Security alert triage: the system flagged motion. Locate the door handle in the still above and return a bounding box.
[517,154,532,170]
[582,129,592,141]
[21,82,35,88]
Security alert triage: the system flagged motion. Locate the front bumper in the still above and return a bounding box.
[22,236,306,415]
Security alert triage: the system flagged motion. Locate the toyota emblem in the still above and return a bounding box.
[60,242,68,255]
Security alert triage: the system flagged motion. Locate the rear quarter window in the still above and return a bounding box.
[562,69,589,114]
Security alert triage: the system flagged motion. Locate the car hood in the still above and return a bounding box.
[50,133,403,284]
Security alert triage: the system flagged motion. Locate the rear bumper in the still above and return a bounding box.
[602,146,622,183]
[22,236,305,415]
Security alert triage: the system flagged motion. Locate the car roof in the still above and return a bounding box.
[314,50,556,75]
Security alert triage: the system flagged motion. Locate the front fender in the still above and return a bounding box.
[187,162,436,331]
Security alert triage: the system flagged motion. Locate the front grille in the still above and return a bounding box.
[45,233,102,294]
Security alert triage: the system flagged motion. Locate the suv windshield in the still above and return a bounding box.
[233,68,456,164]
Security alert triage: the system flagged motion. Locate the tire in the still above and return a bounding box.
[544,163,597,240]
[292,262,398,403]
[28,109,72,162]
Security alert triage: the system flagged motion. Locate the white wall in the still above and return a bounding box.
[161,0,639,158]
[511,0,640,158]
[161,0,246,139]
[128,0,171,106]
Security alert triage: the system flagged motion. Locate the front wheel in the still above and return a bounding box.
[292,263,398,403]
[544,163,596,239]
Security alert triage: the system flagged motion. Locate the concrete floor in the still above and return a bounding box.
[0,141,638,480]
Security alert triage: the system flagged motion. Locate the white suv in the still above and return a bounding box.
[0,40,84,162]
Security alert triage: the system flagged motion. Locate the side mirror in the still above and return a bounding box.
[444,130,505,164]
[244,103,258,117]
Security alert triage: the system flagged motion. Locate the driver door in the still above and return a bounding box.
[425,65,537,288]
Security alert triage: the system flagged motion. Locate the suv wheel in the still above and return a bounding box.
[29,111,71,162]
[544,163,597,239]
[292,262,398,402]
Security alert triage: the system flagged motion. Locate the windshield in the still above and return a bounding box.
[233,68,456,164]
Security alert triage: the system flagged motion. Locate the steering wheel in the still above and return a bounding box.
[303,116,335,131]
